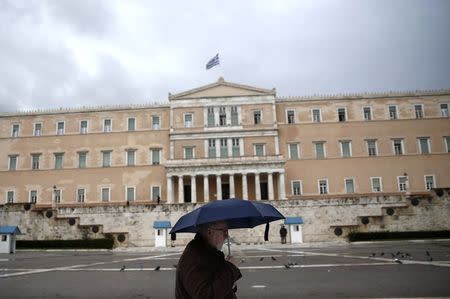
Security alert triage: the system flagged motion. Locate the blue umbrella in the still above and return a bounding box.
[170,199,285,254]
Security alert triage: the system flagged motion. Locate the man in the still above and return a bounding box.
[175,221,242,299]
[280,225,287,244]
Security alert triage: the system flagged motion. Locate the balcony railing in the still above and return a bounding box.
[166,155,285,167]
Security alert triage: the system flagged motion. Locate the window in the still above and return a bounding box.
[8,155,17,171]
[389,105,398,120]
[207,107,215,127]
[53,189,61,203]
[102,151,111,167]
[208,139,216,158]
[220,139,228,158]
[103,119,112,132]
[128,117,136,131]
[152,116,160,130]
[232,138,240,157]
[77,189,85,202]
[254,144,265,157]
[345,179,355,193]
[289,143,299,160]
[7,191,14,203]
[340,141,352,157]
[101,188,110,202]
[219,107,226,126]
[338,108,346,122]
[127,150,136,166]
[126,187,135,202]
[398,176,408,192]
[184,113,193,128]
[414,104,423,119]
[54,153,64,169]
[441,103,449,117]
[371,177,382,192]
[446,137,450,153]
[31,154,40,170]
[363,107,372,120]
[34,123,42,136]
[78,152,87,168]
[30,190,37,203]
[184,147,194,159]
[312,109,321,123]
[424,175,435,191]
[314,142,326,159]
[292,181,302,195]
[366,140,378,156]
[231,106,239,126]
[393,139,404,155]
[80,120,88,134]
[151,149,161,165]
[151,186,161,201]
[318,180,328,194]
[253,110,261,124]
[287,110,295,124]
[418,137,430,154]
[57,121,65,135]
[12,124,20,137]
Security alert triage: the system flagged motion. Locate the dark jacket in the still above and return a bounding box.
[175,233,242,299]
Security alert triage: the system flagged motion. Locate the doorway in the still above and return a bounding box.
[184,185,191,203]
[260,182,268,200]
[222,183,230,200]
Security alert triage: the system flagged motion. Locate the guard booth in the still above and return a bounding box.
[0,226,22,254]
[284,217,304,243]
[153,221,171,247]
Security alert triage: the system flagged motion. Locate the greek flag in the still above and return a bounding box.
[206,53,219,70]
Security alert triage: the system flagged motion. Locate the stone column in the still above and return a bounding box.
[229,174,235,198]
[203,175,209,202]
[191,175,197,203]
[178,176,184,203]
[166,176,173,203]
[216,175,222,200]
[279,172,286,200]
[255,173,261,201]
[268,172,274,201]
[242,174,248,200]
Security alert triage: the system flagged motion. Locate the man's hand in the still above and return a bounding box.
[226,255,237,266]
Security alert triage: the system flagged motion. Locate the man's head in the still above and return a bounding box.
[199,221,229,250]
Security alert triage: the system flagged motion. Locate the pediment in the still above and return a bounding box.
[169,78,275,100]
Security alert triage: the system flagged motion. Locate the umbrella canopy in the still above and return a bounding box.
[170,198,285,234]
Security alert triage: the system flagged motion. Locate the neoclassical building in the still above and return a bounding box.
[1,78,450,207]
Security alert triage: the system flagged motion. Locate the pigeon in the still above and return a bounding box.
[396,251,401,256]
[173,264,178,269]
[120,265,126,272]
[391,253,395,258]
[154,266,161,271]
[271,256,277,261]
[259,257,264,261]
[240,259,245,264]
[429,257,433,262]
[284,264,291,269]
[371,253,376,257]
[394,258,402,264]
[380,252,384,256]
[426,251,430,256]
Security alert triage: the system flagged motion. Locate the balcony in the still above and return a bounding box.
[165,155,285,169]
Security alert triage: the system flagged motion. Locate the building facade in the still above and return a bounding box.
[1,78,450,207]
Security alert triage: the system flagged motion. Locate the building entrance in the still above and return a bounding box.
[260,182,268,200]
[222,183,230,200]
[184,185,191,202]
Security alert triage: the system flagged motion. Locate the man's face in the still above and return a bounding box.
[207,222,229,250]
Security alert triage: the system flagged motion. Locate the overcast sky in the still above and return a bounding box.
[0,0,449,112]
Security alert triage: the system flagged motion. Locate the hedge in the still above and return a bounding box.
[348,230,450,242]
[17,238,114,249]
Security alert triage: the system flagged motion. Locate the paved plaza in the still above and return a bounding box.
[1,240,450,298]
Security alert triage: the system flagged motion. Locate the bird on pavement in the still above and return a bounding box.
[240,259,245,264]
[259,257,264,261]
[380,252,385,256]
[284,264,291,269]
[271,256,277,261]
[154,266,161,271]
[120,265,126,272]
[426,251,430,256]
[370,253,376,257]
[394,258,403,264]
